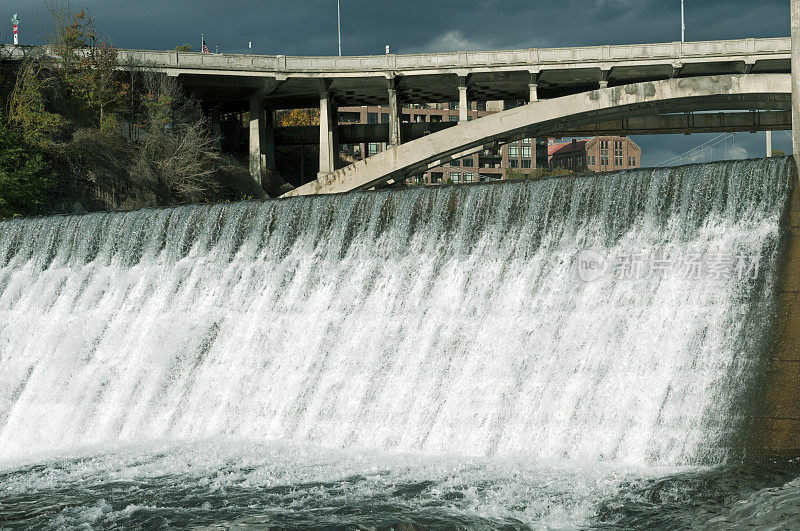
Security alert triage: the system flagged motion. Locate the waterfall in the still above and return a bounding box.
[0,158,791,466]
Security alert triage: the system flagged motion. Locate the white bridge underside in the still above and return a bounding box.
[282,74,791,197]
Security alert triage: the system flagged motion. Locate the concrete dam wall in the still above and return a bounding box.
[0,157,797,464]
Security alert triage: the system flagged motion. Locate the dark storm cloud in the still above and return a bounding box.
[5,0,790,56]
[1,0,792,163]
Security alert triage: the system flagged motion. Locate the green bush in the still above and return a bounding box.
[0,119,54,218]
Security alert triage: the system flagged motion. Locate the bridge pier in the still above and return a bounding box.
[388,79,402,145]
[599,70,610,89]
[529,73,539,103]
[458,76,469,122]
[249,98,265,188]
[319,80,339,177]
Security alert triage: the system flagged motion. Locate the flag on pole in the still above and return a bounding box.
[385,44,390,54]
[202,36,210,54]
[11,13,20,45]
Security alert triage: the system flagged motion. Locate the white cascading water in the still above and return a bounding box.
[0,158,791,467]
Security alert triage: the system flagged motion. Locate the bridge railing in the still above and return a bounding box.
[5,36,791,74]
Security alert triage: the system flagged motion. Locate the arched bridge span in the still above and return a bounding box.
[281,73,791,198]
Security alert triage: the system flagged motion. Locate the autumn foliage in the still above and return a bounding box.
[276,108,320,127]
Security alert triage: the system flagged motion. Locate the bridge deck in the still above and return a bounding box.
[4,38,788,108]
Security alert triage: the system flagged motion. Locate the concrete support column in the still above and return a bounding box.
[793,0,800,169]
[767,130,773,158]
[529,83,539,103]
[458,77,469,123]
[319,80,338,177]
[388,80,402,146]
[529,73,540,103]
[249,98,264,187]
[599,70,610,89]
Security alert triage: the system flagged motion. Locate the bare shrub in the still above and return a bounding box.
[135,73,219,203]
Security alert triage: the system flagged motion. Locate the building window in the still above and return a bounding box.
[451,159,460,167]
[510,159,519,168]
[508,144,519,157]
[449,115,459,122]
[463,172,474,182]
[462,158,474,167]
[368,113,379,124]
[521,160,532,169]
[521,146,532,158]
[381,113,389,124]
[450,172,460,183]
[368,142,380,155]
[521,138,531,145]
[450,101,459,111]
[632,157,636,166]
[430,172,443,184]
[476,101,487,111]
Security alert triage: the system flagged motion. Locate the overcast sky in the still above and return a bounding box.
[1,0,793,165]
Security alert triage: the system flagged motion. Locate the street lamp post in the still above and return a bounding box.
[681,0,685,42]
[337,0,342,56]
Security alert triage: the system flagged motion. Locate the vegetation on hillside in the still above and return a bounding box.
[0,118,53,218]
[0,1,252,218]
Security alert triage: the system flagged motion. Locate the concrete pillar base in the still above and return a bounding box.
[388,82,402,146]
[458,77,469,123]
[319,80,338,175]
[529,83,539,103]
[249,98,265,188]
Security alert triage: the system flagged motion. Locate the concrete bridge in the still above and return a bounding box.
[282,73,791,196]
[117,37,791,193]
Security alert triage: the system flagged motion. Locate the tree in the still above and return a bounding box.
[175,44,192,52]
[46,2,125,129]
[772,149,786,157]
[8,49,65,144]
[69,40,125,129]
[0,118,53,218]
[276,108,320,126]
[135,73,219,202]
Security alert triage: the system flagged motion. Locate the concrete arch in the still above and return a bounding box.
[282,74,791,198]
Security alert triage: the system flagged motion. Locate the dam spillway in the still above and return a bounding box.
[0,157,798,528]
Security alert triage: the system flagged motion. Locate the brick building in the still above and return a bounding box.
[548,136,641,173]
